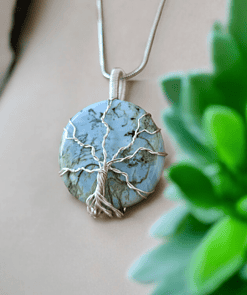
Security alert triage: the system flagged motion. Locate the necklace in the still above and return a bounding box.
[59,0,168,218]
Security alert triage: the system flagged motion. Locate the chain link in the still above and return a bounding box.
[97,0,167,80]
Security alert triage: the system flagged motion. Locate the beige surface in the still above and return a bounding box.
[0,0,226,294]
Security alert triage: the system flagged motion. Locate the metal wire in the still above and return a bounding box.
[59,110,167,217]
[97,0,167,80]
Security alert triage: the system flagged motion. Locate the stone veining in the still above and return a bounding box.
[59,99,167,218]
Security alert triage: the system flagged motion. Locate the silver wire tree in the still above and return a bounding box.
[59,98,167,218]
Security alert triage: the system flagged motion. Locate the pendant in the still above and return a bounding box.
[59,68,167,218]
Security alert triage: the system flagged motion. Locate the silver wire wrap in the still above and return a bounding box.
[109,68,126,101]
[59,108,167,218]
[59,1,168,218]
[97,0,167,80]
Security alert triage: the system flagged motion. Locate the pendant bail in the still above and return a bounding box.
[109,68,126,101]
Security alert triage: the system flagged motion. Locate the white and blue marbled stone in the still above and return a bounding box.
[59,99,166,210]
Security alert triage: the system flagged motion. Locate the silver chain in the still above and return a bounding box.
[97,0,167,80]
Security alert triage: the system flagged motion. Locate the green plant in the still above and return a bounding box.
[128,0,247,294]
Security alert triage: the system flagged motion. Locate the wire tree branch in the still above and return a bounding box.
[60,99,166,218]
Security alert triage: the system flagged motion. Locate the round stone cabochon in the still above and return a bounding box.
[59,99,166,210]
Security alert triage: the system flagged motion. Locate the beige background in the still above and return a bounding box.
[0,0,226,294]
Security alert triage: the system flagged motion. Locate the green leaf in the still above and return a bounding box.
[208,168,245,200]
[168,163,225,223]
[228,0,247,57]
[189,206,225,225]
[208,20,247,115]
[236,195,247,217]
[160,73,182,104]
[168,163,218,208]
[246,102,247,124]
[178,73,227,146]
[128,241,186,285]
[187,216,247,295]
[209,21,244,81]
[149,204,188,238]
[180,72,225,121]
[151,268,188,295]
[203,105,246,171]
[128,214,209,284]
[163,183,185,201]
[151,255,247,295]
[212,273,247,295]
[239,264,247,280]
[163,107,216,164]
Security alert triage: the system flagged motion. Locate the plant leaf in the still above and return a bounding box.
[236,195,247,217]
[149,204,188,238]
[189,205,225,224]
[180,72,225,122]
[203,105,246,171]
[208,19,247,116]
[246,102,247,123]
[163,107,216,164]
[228,0,247,57]
[239,264,247,281]
[151,268,188,295]
[211,273,247,295]
[207,165,245,200]
[153,272,247,295]
[163,183,185,201]
[160,73,182,104]
[187,216,247,295]
[168,163,219,208]
[209,21,244,81]
[168,163,225,223]
[128,214,209,285]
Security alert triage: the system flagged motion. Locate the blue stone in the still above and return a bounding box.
[59,99,167,212]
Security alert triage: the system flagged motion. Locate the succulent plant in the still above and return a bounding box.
[128,0,247,294]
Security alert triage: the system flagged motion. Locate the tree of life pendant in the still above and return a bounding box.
[59,69,167,218]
